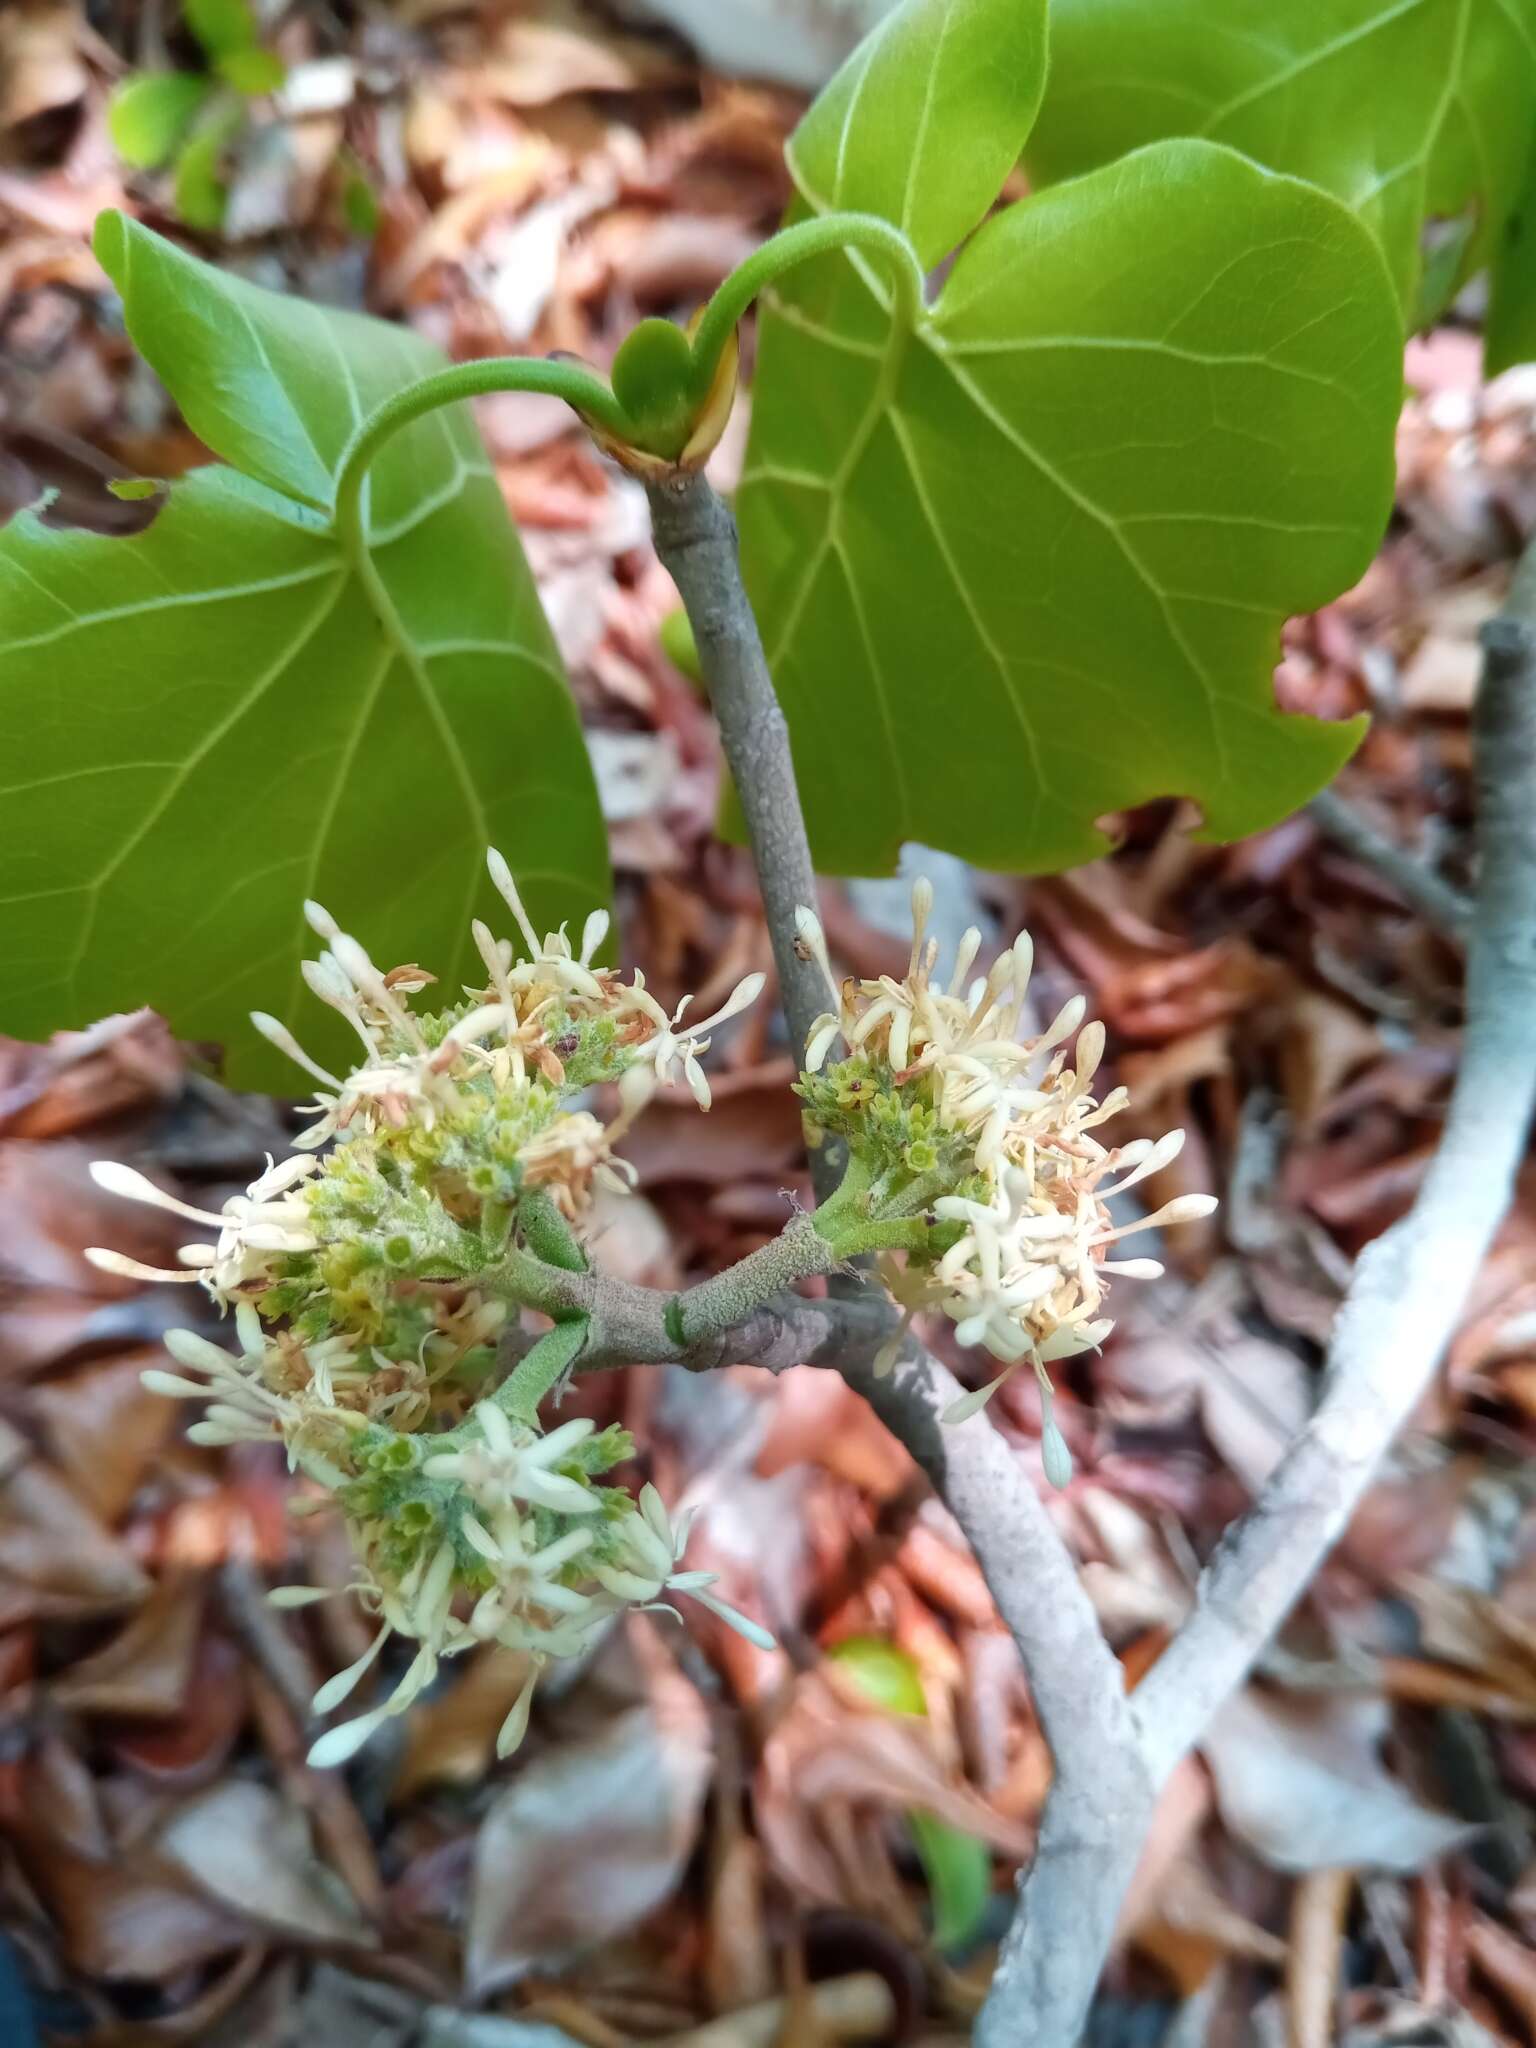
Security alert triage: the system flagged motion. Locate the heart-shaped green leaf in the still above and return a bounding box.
[0,215,608,1087]
[738,0,1402,876]
[1028,0,1536,367]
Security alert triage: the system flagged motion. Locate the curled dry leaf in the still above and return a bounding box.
[1131,1854,1289,1996]
[466,1630,712,1997]
[0,1415,150,1624]
[7,1737,249,1980]
[107,1630,249,1789]
[0,1011,181,1139]
[158,1781,376,1949]
[1202,1689,1469,1876]
[757,1669,1030,1912]
[1401,1574,1536,1715]
[29,1345,178,1522]
[49,1573,203,1719]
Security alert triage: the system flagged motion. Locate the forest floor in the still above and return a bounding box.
[2,6,1536,2046]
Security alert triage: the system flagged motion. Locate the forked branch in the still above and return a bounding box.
[649,471,1536,2047]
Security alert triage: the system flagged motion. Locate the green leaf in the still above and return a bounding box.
[107,71,213,169]
[828,1635,929,1715]
[739,17,1402,874]
[341,160,380,240]
[786,0,1048,267]
[0,219,609,1087]
[1487,130,1536,371]
[1027,0,1536,333]
[106,477,165,502]
[185,0,260,57]
[216,46,286,96]
[828,1638,992,1951]
[172,110,237,232]
[908,1809,993,1952]
[93,210,339,507]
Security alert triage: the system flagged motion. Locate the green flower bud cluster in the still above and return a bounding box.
[86,851,774,1767]
[794,885,1218,1487]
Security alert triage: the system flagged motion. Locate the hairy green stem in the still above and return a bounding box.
[497,1315,590,1427]
[671,1213,837,1341]
[687,212,926,406]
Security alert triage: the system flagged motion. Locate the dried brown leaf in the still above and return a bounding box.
[50,1574,203,1718]
[1203,1690,1469,1875]
[757,1670,1030,1914]
[107,1630,248,1788]
[158,1781,375,1948]
[0,1415,149,1623]
[31,1346,178,1520]
[466,1636,711,1995]
[1401,1575,1536,1711]
[0,1,86,133]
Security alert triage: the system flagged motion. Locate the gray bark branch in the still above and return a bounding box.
[646,477,836,1159]
[1308,785,1471,936]
[1134,546,1536,1782]
[636,468,1536,2047]
[647,471,1146,2046]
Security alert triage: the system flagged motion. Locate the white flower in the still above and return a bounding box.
[487,846,609,1002]
[421,1403,601,1516]
[306,1541,462,1769]
[794,879,1219,1453]
[461,1518,601,1638]
[623,973,766,1109]
[139,1311,294,1447]
[85,1154,319,1306]
[593,1484,776,1650]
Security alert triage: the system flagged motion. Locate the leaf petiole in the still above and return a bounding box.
[329,356,635,553]
[686,211,927,407]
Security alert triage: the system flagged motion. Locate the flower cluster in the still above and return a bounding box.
[795,882,1216,1472]
[87,852,769,1764]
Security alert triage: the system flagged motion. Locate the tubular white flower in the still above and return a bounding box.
[628,972,765,1108]
[593,1484,776,1651]
[88,1154,319,1306]
[422,1405,600,1516]
[808,880,1219,1449]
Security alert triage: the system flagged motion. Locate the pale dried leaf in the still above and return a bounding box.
[159,1781,375,1948]
[0,1415,150,1623]
[466,1653,711,1995]
[1203,1690,1469,1874]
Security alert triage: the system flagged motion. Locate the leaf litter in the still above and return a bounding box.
[0,4,1534,2045]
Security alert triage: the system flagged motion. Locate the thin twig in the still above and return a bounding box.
[1135,545,1536,1781]
[646,474,841,1201]
[1309,785,1471,935]
[647,469,1146,2048]
[640,466,1536,2045]
[844,1343,1153,2048]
